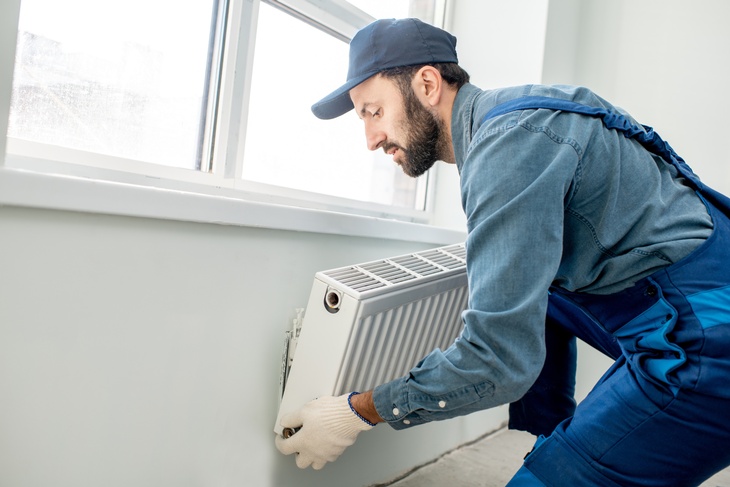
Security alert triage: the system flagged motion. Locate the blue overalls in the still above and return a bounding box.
[479,97,730,486]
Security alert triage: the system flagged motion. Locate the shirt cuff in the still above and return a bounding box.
[372,375,497,430]
[373,377,423,430]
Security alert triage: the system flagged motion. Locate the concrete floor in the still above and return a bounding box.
[381,429,730,487]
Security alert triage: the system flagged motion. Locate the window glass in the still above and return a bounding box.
[242,1,424,209]
[347,0,409,19]
[348,0,436,24]
[9,0,217,169]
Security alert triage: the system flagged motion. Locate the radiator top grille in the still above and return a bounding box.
[321,243,466,295]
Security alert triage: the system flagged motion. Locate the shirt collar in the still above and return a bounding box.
[451,83,482,173]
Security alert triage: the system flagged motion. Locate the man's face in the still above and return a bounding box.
[349,74,446,177]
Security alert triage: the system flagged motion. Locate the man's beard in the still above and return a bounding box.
[388,88,447,178]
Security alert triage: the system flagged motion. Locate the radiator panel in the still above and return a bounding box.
[275,243,468,435]
[334,285,469,394]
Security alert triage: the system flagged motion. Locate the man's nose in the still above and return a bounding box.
[365,123,386,152]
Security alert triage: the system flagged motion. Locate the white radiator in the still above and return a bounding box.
[274,243,468,436]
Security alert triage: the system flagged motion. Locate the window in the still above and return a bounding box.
[9,0,219,170]
[6,0,443,218]
[243,1,423,209]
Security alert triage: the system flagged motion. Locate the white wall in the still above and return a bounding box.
[0,206,508,487]
[432,0,550,231]
[449,0,549,89]
[543,0,730,196]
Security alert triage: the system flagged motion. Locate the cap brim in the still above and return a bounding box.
[311,71,377,120]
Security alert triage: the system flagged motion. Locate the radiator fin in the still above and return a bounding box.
[334,285,469,394]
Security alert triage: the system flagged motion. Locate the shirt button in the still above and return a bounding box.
[403,419,411,425]
[438,400,446,408]
[392,408,400,416]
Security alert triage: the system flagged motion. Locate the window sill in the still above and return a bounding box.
[0,165,466,245]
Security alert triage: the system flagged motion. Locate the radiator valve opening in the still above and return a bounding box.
[324,288,342,313]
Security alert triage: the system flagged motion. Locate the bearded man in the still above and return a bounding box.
[275,18,730,487]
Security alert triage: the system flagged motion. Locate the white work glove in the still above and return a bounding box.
[275,392,374,470]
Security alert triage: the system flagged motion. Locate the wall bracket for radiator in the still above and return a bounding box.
[279,308,304,402]
[274,243,468,436]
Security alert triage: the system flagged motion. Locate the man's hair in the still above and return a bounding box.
[379,63,470,94]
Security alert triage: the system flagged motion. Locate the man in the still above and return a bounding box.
[275,18,730,486]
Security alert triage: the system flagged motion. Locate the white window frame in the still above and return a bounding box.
[0,0,465,245]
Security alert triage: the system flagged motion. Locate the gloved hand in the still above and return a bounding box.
[275,392,375,470]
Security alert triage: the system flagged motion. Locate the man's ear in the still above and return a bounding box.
[413,65,442,107]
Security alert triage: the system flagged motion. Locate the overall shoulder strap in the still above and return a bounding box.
[479,96,730,215]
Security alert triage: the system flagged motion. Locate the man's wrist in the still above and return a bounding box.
[350,390,384,425]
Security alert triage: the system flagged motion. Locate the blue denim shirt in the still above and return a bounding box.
[372,83,712,430]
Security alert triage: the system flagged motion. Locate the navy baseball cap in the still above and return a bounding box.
[311,18,458,120]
